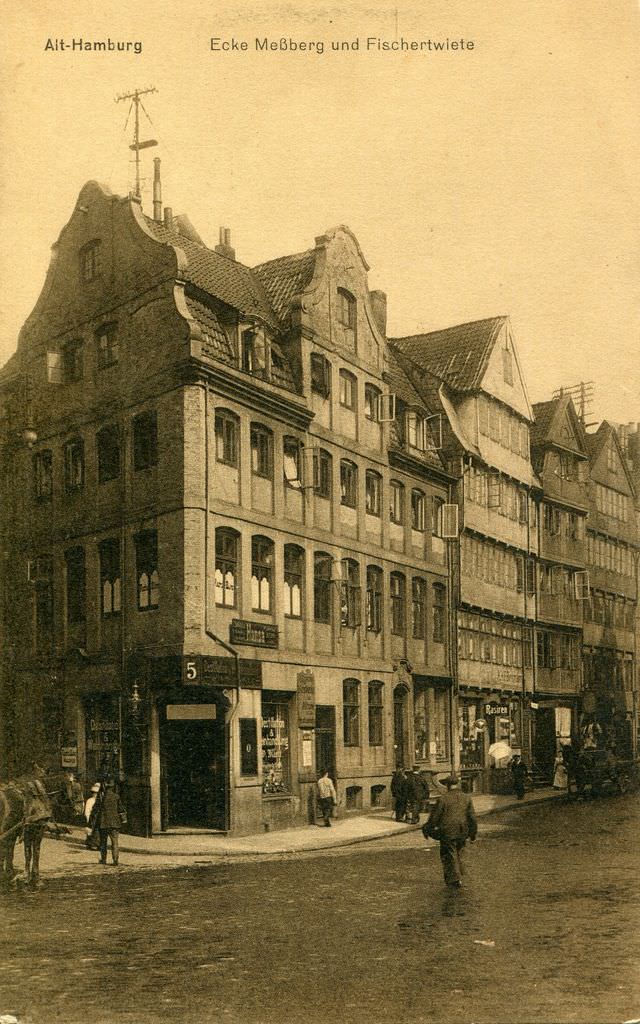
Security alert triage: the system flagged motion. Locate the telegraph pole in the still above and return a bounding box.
[115,86,158,200]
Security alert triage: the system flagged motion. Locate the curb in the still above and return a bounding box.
[58,791,563,860]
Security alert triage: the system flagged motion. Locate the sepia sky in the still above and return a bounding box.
[1,0,638,425]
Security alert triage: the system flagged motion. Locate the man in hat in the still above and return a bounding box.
[424,774,477,888]
[405,765,429,824]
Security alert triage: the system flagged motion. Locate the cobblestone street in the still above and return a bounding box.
[1,796,639,1024]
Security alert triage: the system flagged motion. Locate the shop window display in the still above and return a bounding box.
[261,700,291,794]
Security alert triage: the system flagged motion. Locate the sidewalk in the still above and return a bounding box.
[35,787,562,878]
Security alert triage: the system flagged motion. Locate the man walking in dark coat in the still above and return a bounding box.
[405,765,429,823]
[391,768,408,822]
[510,755,528,800]
[424,774,477,887]
[94,778,126,866]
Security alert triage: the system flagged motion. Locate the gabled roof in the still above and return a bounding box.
[531,396,588,456]
[254,250,317,320]
[145,217,279,329]
[391,317,506,391]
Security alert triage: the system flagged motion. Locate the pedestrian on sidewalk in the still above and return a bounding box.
[96,778,126,865]
[316,769,337,827]
[405,765,428,823]
[510,754,528,800]
[423,774,477,888]
[553,750,568,790]
[84,782,101,849]
[391,767,407,822]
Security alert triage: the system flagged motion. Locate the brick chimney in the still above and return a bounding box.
[214,227,236,261]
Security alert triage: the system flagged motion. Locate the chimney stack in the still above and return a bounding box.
[153,159,162,222]
[163,207,173,231]
[214,226,236,261]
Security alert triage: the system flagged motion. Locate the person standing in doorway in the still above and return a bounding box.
[97,778,126,865]
[316,769,337,827]
[424,774,477,888]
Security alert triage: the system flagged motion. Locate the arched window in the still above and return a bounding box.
[340,459,358,507]
[215,528,239,608]
[412,577,427,639]
[251,536,274,612]
[366,565,382,633]
[99,538,121,617]
[314,552,332,623]
[215,409,239,467]
[80,239,102,282]
[250,422,273,479]
[135,531,159,611]
[284,544,304,618]
[411,489,426,532]
[343,678,360,746]
[96,425,120,484]
[390,480,405,525]
[341,558,361,628]
[283,436,303,489]
[365,470,382,517]
[390,571,406,636]
[337,288,356,331]
[368,681,384,746]
[339,369,357,410]
[364,383,381,422]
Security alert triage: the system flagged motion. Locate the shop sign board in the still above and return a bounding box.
[167,704,217,721]
[484,703,510,717]
[182,656,262,689]
[301,731,313,768]
[230,619,279,649]
[297,670,316,728]
[61,745,78,768]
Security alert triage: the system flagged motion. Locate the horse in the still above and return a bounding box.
[0,774,52,889]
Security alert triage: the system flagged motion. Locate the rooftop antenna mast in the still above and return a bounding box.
[115,86,158,201]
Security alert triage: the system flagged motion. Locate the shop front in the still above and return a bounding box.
[458,687,524,793]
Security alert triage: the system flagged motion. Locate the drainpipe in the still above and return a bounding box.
[203,381,241,831]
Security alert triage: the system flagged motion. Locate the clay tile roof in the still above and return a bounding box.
[530,399,559,447]
[253,250,317,320]
[185,296,235,364]
[385,349,429,410]
[391,316,506,391]
[145,217,279,329]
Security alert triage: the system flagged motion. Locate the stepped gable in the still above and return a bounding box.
[145,216,279,329]
[253,249,318,321]
[391,316,506,391]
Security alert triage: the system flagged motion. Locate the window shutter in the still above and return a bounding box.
[440,504,459,538]
[377,393,396,422]
[574,570,591,601]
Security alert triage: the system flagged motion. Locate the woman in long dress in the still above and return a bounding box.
[553,751,568,789]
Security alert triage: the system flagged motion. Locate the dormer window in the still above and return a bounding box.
[406,410,427,451]
[80,240,102,282]
[337,288,356,330]
[241,328,267,377]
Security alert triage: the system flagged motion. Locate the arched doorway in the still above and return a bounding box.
[393,684,410,768]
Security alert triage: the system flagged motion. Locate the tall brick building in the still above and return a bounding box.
[1,177,637,837]
[0,180,456,836]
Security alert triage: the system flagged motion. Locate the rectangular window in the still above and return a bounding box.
[406,411,426,451]
[313,553,332,623]
[96,425,120,484]
[80,240,102,282]
[250,424,273,479]
[284,546,303,618]
[314,449,332,499]
[368,682,384,746]
[35,579,54,654]
[432,583,446,643]
[215,529,238,608]
[64,438,84,492]
[343,680,360,746]
[261,698,291,794]
[390,573,406,635]
[97,326,118,369]
[215,411,238,467]
[390,481,405,524]
[365,471,381,516]
[65,546,85,624]
[339,370,356,409]
[337,289,356,330]
[433,688,450,761]
[366,566,382,632]
[310,353,331,398]
[62,340,83,382]
[340,561,361,628]
[340,460,358,508]
[99,538,121,617]
[283,437,303,489]
[135,530,159,611]
[364,384,380,421]
[251,537,274,612]
[241,329,267,376]
[132,411,158,471]
[412,577,427,639]
[34,450,53,501]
